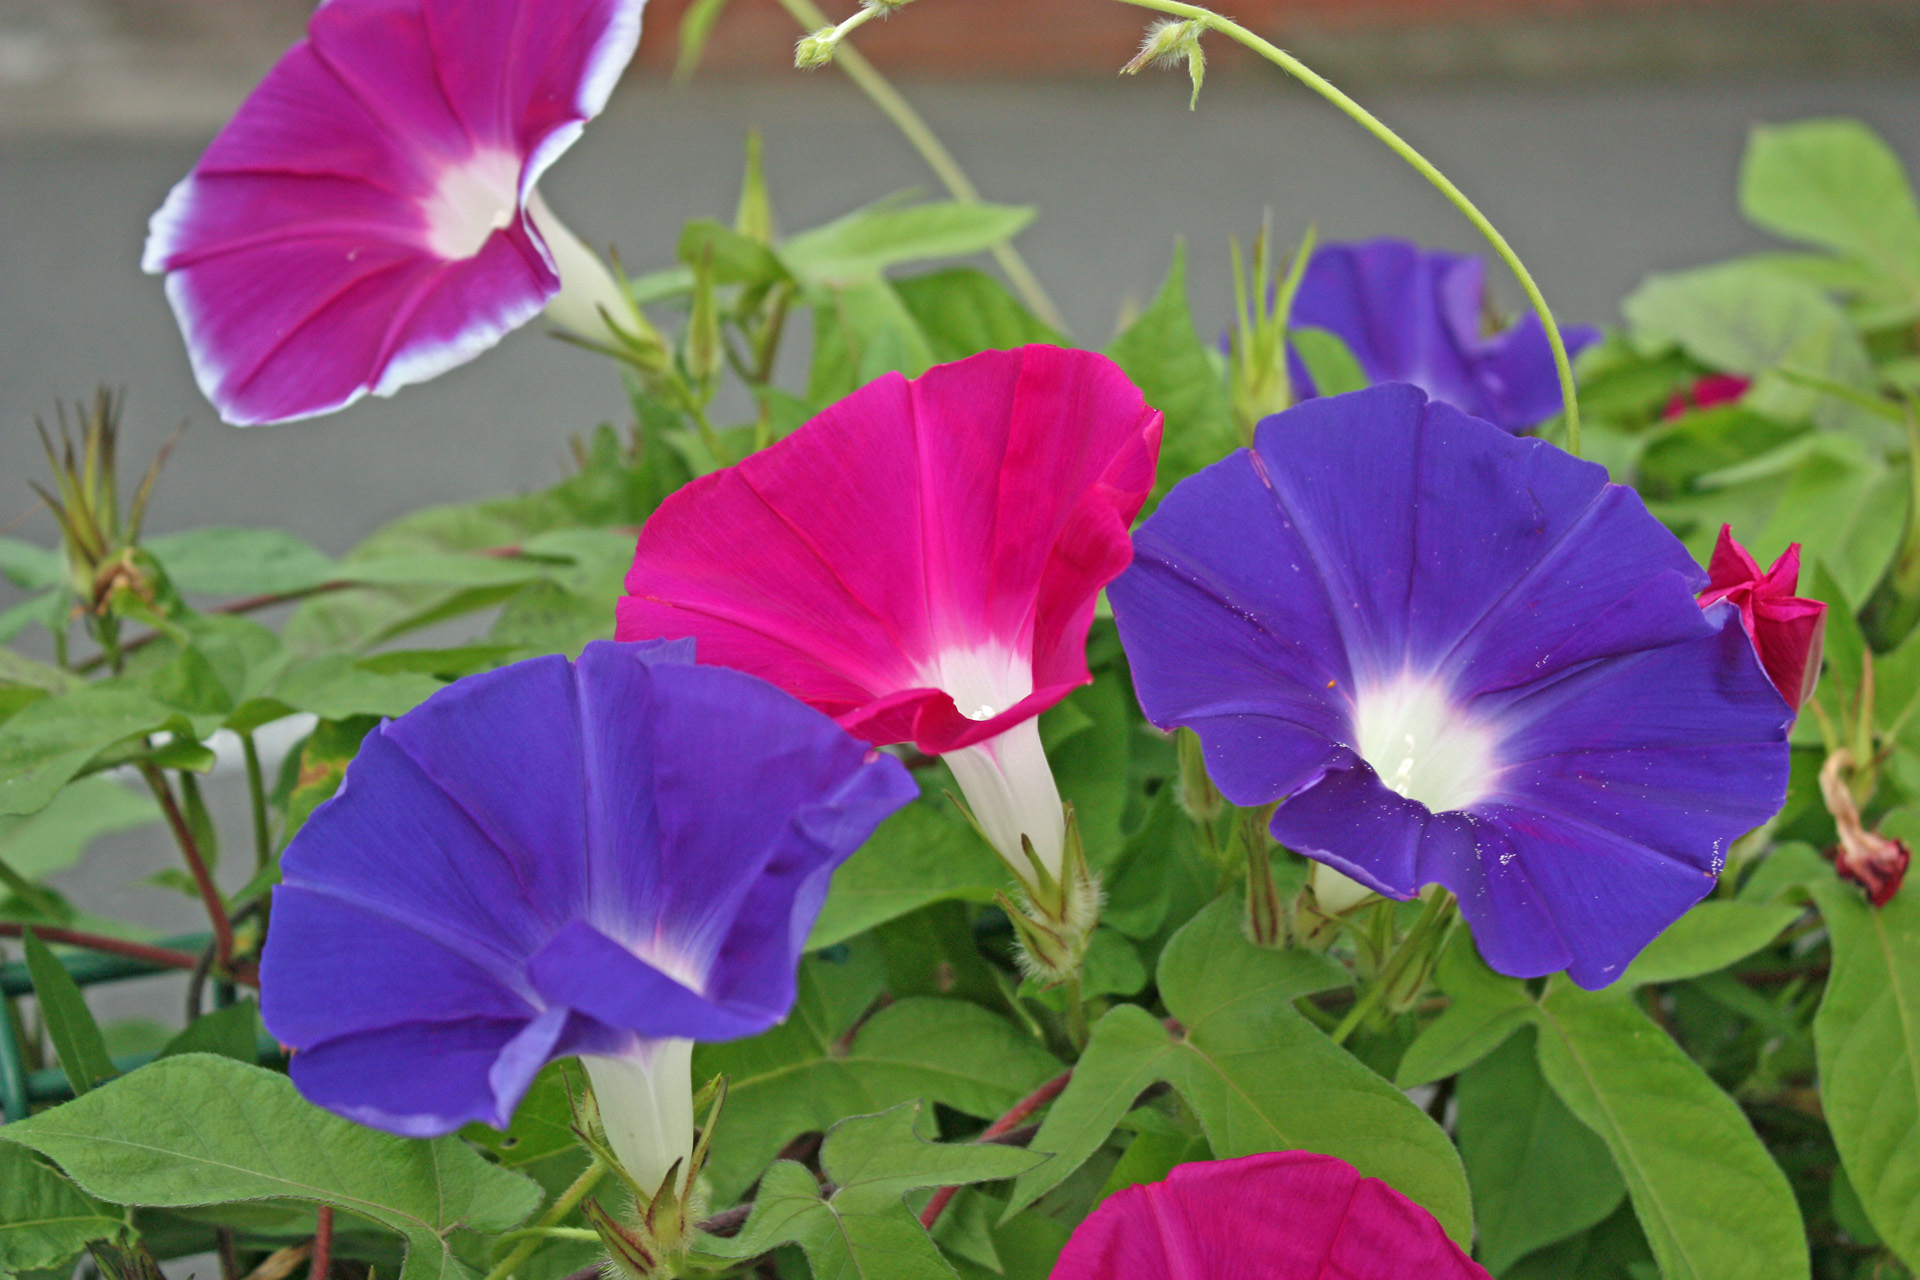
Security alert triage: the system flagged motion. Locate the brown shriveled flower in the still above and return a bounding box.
[1820,749,1910,906]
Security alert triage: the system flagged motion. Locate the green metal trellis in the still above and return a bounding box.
[0,932,214,1123]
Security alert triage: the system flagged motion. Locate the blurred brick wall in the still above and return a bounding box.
[633,0,1911,76]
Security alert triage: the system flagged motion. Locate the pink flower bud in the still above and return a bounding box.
[1697,525,1827,711]
[1663,373,1751,420]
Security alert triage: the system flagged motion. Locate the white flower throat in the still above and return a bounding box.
[924,645,1067,884]
[1350,673,1501,813]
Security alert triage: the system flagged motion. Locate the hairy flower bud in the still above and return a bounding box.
[794,27,837,69]
[1122,19,1206,109]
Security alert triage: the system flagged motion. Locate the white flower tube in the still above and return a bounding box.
[582,1039,696,1197]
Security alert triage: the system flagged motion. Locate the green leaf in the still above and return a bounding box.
[1806,852,1920,1270]
[269,655,443,721]
[0,776,156,881]
[0,1054,542,1280]
[1610,899,1806,989]
[696,956,1062,1203]
[1458,1028,1625,1274]
[1623,261,1882,440]
[1740,119,1920,308]
[0,1143,123,1272]
[144,528,338,597]
[672,0,731,80]
[0,538,61,592]
[0,681,178,817]
[1108,242,1238,515]
[894,268,1065,362]
[157,999,259,1065]
[807,279,937,408]
[781,201,1035,285]
[1530,978,1809,1280]
[703,1102,1042,1280]
[1009,899,1471,1243]
[678,217,789,287]
[1290,325,1369,396]
[0,651,78,697]
[461,1062,581,1169]
[23,929,118,1095]
[282,715,378,844]
[808,799,1005,948]
[1040,674,1133,870]
[1396,927,1534,1088]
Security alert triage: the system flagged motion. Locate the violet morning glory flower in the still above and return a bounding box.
[257,640,915,1192]
[1289,239,1600,433]
[1051,1151,1487,1280]
[1109,384,1791,988]
[617,346,1162,893]
[142,0,645,426]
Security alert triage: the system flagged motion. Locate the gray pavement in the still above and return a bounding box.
[4,66,1920,1028]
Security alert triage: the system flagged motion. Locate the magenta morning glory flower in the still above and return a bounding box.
[257,639,915,1192]
[1051,1151,1487,1279]
[1109,384,1791,987]
[617,346,1162,895]
[1289,239,1600,433]
[141,0,644,426]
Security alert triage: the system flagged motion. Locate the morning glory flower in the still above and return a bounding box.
[618,346,1161,901]
[1110,384,1791,987]
[258,640,915,1195]
[1697,525,1826,712]
[1289,239,1600,433]
[1050,1151,1486,1279]
[142,0,645,426]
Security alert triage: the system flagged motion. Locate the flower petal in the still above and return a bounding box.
[619,346,1162,754]
[1113,385,1790,985]
[143,0,644,424]
[1051,1150,1486,1279]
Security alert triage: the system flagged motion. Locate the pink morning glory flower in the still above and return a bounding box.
[1051,1151,1487,1279]
[142,0,645,426]
[618,346,1162,891]
[1697,525,1827,712]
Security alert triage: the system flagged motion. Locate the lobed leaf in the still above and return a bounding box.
[1008,900,1472,1244]
[696,954,1062,1203]
[704,1102,1041,1280]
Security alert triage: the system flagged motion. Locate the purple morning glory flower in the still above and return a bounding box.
[1109,384,1791,988]
[258,639,915,1190]
[1289,240,1600,433]
[142,0,644,425]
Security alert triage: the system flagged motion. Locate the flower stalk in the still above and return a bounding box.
[771,0,1065,331]
[1331,890,1456,1045]
[1105,0,1582,453]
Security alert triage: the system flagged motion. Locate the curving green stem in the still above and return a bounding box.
[1110,0,1583,454]
[482,1156,607,1280]
[771,0,1069,334]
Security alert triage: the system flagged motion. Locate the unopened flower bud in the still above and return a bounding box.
[1000,804,1102,985]
[794,28,837,69]
[1175,727,1224,827]
[1821,750,1910,906]
[1698,525,1826,712]
[1121,18,1206,109]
